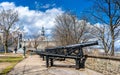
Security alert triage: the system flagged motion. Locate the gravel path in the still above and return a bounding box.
[8,55,103,75]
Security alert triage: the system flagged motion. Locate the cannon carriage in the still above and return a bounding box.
[36,41,98,69]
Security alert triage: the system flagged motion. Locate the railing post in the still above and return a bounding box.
[80,56,86,68]
[46,55,49,68]
[43,56,45,61]
[50,58,54,66]
[75,58,80,69]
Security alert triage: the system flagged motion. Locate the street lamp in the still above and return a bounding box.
[23,40,26,58]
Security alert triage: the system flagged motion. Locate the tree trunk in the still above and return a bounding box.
[109,0,115,56]
[110,19,114,56]
[4,31,9,53]
[4,40,8,53]
[111,35,115,56]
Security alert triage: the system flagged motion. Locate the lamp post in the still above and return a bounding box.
[17,33,20,50]
[23,40,26,58]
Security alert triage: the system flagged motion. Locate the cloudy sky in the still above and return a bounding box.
[0,0,120,50]
[0,0,93,39]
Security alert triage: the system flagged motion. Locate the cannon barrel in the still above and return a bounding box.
[46,41,98,51]
[78,41,98,47]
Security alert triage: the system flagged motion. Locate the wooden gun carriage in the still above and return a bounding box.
[36,41,98,69]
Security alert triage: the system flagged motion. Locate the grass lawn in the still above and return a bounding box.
[0,55,23,75]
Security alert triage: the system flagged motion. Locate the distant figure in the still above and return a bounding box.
[14,46,17,53]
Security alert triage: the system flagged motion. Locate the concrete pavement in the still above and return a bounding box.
[8,55,103,75]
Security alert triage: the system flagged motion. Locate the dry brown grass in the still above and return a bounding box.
[0,62,11,72]
[0,53,23,74]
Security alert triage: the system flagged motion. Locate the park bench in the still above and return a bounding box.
[36,41,98,69]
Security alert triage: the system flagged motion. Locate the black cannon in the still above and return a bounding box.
[37,41,98,69]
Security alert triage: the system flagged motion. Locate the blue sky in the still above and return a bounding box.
[0,0,93,15]
[0,0,120,49]
[0,0,94,39]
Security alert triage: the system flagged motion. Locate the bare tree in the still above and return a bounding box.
[33,39,39,50]
[89,24,111,55]
[86,0,120,56]
[11,30,19,47]
[31,34,40,50]
[27,40,32,48]
[0,9,19,53]
[53,13,90,46]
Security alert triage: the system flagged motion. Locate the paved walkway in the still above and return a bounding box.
[8,55,103,75]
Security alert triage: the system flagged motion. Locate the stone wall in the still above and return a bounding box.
[86,55,120,75]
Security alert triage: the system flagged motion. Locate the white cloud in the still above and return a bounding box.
[42,4,51,8]
[41,3,56,9]
[0,2,64,37]
[46,29,52,35]
[0,2,15,9]
[35,1,56,9]
[94,23,103,28]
